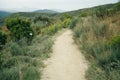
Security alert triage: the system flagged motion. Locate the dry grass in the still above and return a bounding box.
[73,12,120,80]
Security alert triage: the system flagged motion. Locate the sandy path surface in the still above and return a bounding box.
[41,30,88,80]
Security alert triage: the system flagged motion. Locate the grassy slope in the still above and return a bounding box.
[72,2,120,80]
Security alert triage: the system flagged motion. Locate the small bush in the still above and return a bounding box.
[91,20,108,38]
[8,42,27,56]
[22,66,40,80]
[69,19,78,29]
[73,25,89,38]
[95,7,108,18]
[79,12,88,17]
[0,31,7,50]
[62,19,71,28]
[61,14,72,21]
[0,67,19,80]
[86,62,120,80]
[108,36,120,49]
[86,65,107,80]
[103,36,120,64]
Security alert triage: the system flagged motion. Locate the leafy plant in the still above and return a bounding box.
[95,7,108,18]
[69,19,78,29]
[5,17,34,43]
[108,36,120,49]
[79,12,88,17]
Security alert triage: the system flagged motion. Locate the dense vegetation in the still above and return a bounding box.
[73,2,120,80]
[0,8,73,80]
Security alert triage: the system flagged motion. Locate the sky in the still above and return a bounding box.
[0,0,118,12]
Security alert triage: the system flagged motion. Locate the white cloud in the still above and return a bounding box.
[0,0,118,11]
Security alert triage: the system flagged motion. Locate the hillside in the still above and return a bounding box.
[0,11,11,18]
[72,2,120,80]
[61,3,116,16]
[0,2,120,80]
[34,9,58,14]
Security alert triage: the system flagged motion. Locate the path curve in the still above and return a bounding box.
[41,30,88,80]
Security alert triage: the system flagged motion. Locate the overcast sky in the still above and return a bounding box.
[0,0,118,12]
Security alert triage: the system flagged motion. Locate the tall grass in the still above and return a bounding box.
[73,12,120,80]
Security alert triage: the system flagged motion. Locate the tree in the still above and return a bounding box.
[5,17,34,43]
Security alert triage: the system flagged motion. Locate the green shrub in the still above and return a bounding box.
[86,62,120,80]
[31,35,53,59]
[8,42,27,56]
[73,27,81,37]
[0,31,7,50]
[0,67,19,80]
[73,25,89,38]
[79,12,88,17]
[103,36,120,65]
[61,14,72,21]
[69,19,78,29]
[86,65,107,80]
[95,7,108,18]
[22,66,40,80]
[5,17,34,43]
[108,36,120,49]
[0,66,40,80]
[34,16,51,25]
[3,57,18,68]
[63,19,71,28]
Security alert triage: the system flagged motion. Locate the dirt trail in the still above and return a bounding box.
[41,29,88,80]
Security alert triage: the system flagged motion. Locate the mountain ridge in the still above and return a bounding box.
[34,9,58,13]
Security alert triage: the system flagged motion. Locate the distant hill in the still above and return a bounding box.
[0,11,11,18]
[62,3,116,16]
[34,9,58,14]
